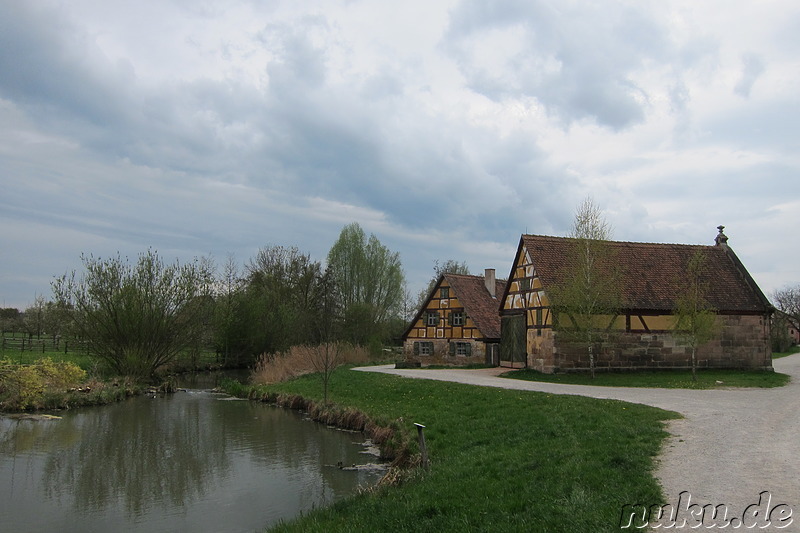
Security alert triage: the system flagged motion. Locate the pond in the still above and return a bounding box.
[0,375,385,533]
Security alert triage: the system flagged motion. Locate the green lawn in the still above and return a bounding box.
[500,367,790,389]
[238,367,679,532]
[772,346,800,359]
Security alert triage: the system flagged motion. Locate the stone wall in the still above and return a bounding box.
[528,314,772,373]
[402,339,488,366]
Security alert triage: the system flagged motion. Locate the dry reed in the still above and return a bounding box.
[251,343,371,385]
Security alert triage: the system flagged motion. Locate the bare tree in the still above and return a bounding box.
[414,259,472,312]
[23,295,47,339]
[549,198,620,378]
[673,250,718,381]
[773,286,800,337]
[212,254,244,366]
[305,267,342,404]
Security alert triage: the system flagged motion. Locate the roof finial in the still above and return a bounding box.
[715,225,728,247]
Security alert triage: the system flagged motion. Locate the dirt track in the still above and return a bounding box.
[355,357,800,528]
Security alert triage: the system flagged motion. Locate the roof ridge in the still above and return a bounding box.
[444,272,507,281]
[522,233,718,248]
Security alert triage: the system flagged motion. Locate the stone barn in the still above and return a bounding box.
[498,227,773,373]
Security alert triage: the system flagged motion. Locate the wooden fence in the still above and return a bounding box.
[0,336,89,354]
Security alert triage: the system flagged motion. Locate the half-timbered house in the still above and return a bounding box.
[402,270,506,366]
[499,227,773,373]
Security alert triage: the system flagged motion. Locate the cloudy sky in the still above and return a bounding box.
[1,0,798,310]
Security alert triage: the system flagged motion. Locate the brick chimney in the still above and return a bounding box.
[485,268,496,298]
[715,225,729,248]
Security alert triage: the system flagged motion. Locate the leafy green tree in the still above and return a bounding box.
[0,308,22,335]
[326,223,405,346]
[673,250,718,381]
[549,198,620,378]
[237,246,322,358]
[52,250,214,380]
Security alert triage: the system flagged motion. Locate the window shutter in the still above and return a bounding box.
[449,342,455,356]
[448,312,453,326]
[434,313,440,326]
[413,342,419,355]
[465,343,472,356]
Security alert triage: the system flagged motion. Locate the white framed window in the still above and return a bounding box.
[426,311,439,326]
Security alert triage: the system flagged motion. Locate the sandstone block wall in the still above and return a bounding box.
[534,314,772,373]
[402,339,487,366]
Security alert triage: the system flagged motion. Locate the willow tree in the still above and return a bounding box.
[549,198,620,378]
[326,223,405,346]
[673,250,718,381]
[52,250,214,380]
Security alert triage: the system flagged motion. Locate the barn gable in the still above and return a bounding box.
[499,227,773,373]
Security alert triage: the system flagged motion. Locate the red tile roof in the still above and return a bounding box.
[517,234,770,314]
[443,273,506,339]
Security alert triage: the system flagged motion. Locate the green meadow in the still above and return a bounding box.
[236,367,680,532]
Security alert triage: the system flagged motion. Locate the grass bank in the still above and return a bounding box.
[231,366,679,532]
[500,367,790,389]
[0,357,144,411]
[772,346,800,359]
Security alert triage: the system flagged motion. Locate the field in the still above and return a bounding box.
[0,332,221,375]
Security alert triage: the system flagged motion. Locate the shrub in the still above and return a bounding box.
[0,358,87,410]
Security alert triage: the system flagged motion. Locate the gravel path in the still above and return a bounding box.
[355,357,800,527]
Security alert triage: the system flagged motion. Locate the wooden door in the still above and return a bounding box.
[500,314,526,368]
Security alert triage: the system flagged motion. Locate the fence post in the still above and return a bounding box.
[414,423,430,470]
[21,338,25,352]
[65,340,68,354]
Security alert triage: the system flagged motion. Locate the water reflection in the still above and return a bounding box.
[0,388,383,533]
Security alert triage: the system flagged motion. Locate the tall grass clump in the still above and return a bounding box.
[251,343,370,385]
